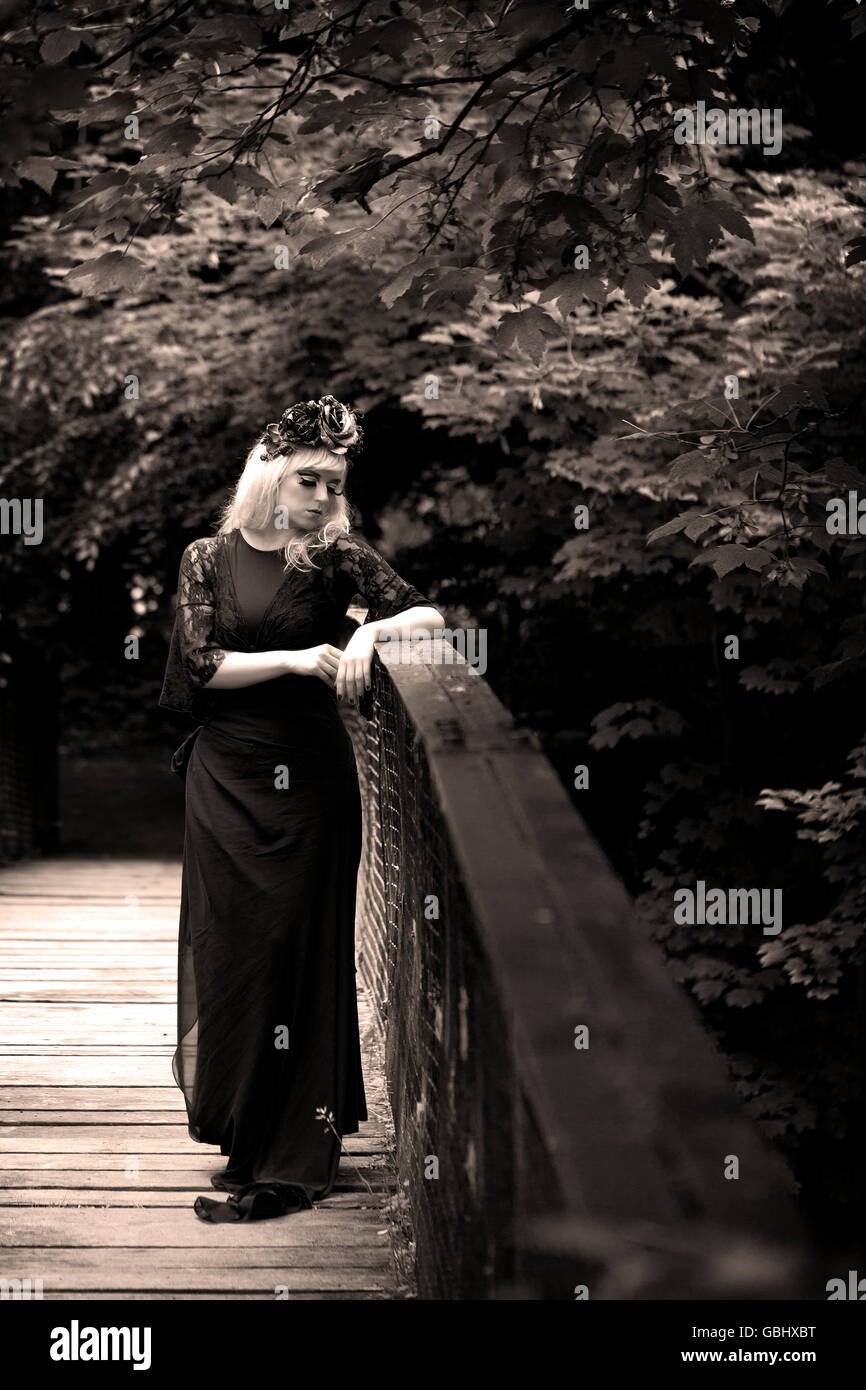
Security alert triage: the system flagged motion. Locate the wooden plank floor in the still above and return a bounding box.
[0,858,402,1299]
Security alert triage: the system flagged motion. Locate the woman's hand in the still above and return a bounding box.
[283,645,342,686]
[336,625,379,704]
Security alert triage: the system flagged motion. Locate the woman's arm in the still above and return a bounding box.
[204,647,343,690]
[203,650,292,690]
[163,541,342,705]
[328,534,445,703]
[363,605,446,642]
[336,606,446,703]
[203,609,446,694]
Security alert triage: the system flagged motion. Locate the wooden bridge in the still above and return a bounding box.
[0,644,814,1301]
[0,857,407,1300]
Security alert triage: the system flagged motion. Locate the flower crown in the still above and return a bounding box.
[258,395,364,465]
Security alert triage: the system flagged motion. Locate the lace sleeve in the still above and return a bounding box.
[175,541,229,685]
[158,540,228,716]
[330,534,434,625]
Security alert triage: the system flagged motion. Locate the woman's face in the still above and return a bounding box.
[274,449,347,532]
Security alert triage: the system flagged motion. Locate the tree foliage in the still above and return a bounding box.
[1,0,816,311]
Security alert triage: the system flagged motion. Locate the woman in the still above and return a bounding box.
[158,396,444,1222]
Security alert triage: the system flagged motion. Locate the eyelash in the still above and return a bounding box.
[299,477,342,496]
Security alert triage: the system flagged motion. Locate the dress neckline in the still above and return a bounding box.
[223,530,297,647]
[236,527,286,556]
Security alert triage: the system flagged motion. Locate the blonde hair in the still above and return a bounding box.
[217,443,351,572]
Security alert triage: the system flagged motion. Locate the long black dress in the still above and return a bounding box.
[158,527,431,1221]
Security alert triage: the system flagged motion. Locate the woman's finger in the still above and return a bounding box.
[343,659,356,703]
[335,660,347,699]
[349,658,362,704]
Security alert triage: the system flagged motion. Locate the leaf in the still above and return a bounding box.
[187,16,262,48]
[538,274,607,313]
[795,370,830,411]
[666,197,754,276]
[683,514,717,541]
[298,228,358,268]
[742,547,773,570]
[254,194,285,229]
[766,383,811,418]
[312,148,398,206]
[689,545,749,578]
[143,123,200,157]
[94,217,130,241]
[741,667,800,695]
[30,66,90,113]
[14,157,62,193]
[64,251,148,296]
[203,171,238,205]
[669,449,715,481]
[499,4,562,40]
[40,29,87,64]
[622,261,662,305]
[693,978,727,1003]
[790,557,829,582]
[371,18,425,57]
[494,307,557,365]
[85,94,135,123]
[421,268,487,312]
[647,514,690,544]
[298,96,357,136]
[667,206,723,276]
[379,261,425,309]
[726,987,763,1008]
[707,197,756,244]
[825,457,866,489]
[233,165,277,194]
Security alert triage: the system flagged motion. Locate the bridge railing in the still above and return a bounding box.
[345,637,813,1301]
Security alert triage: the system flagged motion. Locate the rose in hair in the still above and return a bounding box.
[280,400,322,447]
[318,396,361,454]
[259,396,364,463]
